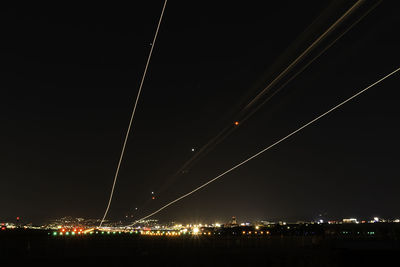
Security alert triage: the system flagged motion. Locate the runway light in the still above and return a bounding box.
[193,227,199,235]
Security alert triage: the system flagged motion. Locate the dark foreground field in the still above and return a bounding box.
[1,230,399,266]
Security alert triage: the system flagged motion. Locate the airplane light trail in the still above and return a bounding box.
[99,0,168,227]
[131,66,400,224]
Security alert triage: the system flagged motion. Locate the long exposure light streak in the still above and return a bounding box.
[154,0,381,196]
[99,0,168,227]
[131,66,400,224]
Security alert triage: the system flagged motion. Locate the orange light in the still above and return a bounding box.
[234,121,239,126]
[152,196,155,200]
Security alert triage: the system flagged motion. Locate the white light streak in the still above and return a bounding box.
[99,0,168,227]
[130,67,400,224]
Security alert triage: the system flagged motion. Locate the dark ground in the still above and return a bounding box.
[1,228,399,266]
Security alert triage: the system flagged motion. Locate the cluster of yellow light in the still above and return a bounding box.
[83,228,95,234]
[242,231,270,235]
[201,232,212,235]
[140,231,183,236]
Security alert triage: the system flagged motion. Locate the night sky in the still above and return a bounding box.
[2,1,400,224]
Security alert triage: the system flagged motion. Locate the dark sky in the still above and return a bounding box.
[2,1,400,224]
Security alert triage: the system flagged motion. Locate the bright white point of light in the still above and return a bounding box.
[215,223,221,227]
[193,227,199,234]
[151,192,154,195]
[374,217,379,222]
[255,226,259,230]
[191,148,195,152]
[319,219,324,224]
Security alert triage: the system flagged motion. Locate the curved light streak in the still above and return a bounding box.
[99,0,168,227]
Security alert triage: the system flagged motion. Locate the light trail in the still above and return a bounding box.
[131,66,400,224]
[99,0,168,227]
[153,0,381,196]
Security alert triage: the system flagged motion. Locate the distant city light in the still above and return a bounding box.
[343,218,358,224]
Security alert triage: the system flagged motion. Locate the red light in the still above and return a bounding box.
[152,196,155,200]
[16,217,20,221]
[61,229,65,232]
[1,227,5,231]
